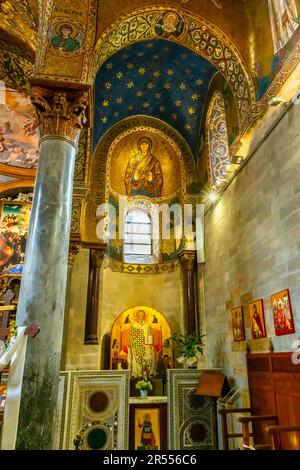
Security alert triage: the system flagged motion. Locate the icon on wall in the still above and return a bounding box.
[248,299,267,339]
[134,407,160,450]
[231,306,245,342]
[271,288,295,336]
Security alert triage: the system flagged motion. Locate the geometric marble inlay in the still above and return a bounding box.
[58,370,130,450]
[167,369,223,450]
[89,391,109,413]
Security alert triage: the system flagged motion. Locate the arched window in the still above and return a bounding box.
[124,209,153,264]
[206,90,231,188]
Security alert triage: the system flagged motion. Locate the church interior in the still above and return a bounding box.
[1,0,300,451]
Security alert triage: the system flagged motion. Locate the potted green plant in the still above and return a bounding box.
[135,380,153,398]
[172,331,205,368]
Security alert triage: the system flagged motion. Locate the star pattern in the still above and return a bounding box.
[94,40,217,156]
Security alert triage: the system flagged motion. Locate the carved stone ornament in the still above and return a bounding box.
[30,86,88,144]
[179,250,196,271]
[90,248,105,269]
[68,241,80,266]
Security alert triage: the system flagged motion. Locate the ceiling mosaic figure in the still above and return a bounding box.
[124,136,163,198]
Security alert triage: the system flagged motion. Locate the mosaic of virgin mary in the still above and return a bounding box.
[124,137,163,198]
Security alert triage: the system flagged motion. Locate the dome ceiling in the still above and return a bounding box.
[93,40,217,157]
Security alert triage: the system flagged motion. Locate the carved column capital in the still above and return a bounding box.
[82,242,107,269]
[179,250,196,271]
[68,233,81,266]
[68,242,80,266]
[90,248,106,269]
[30,85,88,145]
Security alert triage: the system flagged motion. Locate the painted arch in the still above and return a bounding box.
[90,6,256,125]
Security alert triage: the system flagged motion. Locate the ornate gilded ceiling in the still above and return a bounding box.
[0,0,300,193]
[0,39,33,92]
[0,0,38,54]
[0,0,39,30]
[93,40,217,157]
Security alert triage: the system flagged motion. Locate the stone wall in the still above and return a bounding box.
[99,266,185,366]
[65,250,185,370]
[64,248,99,370]
[204,102,300,401]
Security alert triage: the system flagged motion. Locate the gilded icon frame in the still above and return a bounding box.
[248,299,267,339]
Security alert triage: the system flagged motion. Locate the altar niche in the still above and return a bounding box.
[110,306,173,394]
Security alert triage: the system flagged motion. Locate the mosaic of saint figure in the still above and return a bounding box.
[155,11,185,38]
[124,137,163,198]
[110,307,172,375]
[127,310,156,378]
[268,0,299,52]
[138,413,156,449]
[250,304,265,339]
[51,24,80,52]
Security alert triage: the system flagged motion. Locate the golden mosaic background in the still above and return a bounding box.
[109,128,182,197]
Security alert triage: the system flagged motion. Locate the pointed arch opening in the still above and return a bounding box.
[206,90,231,188]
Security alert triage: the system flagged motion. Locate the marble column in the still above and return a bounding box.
[83,243,106,345]
[15,85,88,449]
[60,234,81,370]
[179,250,197,334]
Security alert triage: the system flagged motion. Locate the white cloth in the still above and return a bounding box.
[0,327,26,371]
[0,327,28,450]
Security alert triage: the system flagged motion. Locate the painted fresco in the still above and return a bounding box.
[0,87,39,169]
[110,307,173,378]
[0,202,31,275]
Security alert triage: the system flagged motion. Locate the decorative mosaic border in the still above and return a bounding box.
[74,127,90,186]
[90,6,255,124]
[63,370,130,450]
[104,257,180,275]
[71,195,83,234]
[167,368,222,450]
